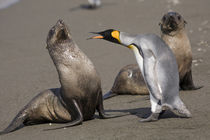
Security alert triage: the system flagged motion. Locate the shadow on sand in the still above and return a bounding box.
[102,107,181,120]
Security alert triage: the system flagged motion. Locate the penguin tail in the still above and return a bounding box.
[103,91,117,100]
[0,110,28,135]
[173,99,192,118]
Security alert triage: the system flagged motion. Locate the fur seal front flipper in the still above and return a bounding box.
[180,70,203,90]
[97,91,128,119]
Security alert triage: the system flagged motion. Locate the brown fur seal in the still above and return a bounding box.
[103,64,148,99]
[160,12,202,90]
[103,12,202,100]
[0,20,119,135]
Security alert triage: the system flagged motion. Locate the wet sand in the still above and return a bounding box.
[0,0,210,139]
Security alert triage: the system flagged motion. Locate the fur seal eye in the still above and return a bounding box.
[177,16,181,20]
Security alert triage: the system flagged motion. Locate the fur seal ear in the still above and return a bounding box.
[184,20,187,24]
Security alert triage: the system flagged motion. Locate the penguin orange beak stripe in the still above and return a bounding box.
[90,35,104,39]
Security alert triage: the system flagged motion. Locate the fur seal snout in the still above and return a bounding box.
[160,12,186,35]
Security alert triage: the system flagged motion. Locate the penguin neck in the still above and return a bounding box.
[119,32,136,46]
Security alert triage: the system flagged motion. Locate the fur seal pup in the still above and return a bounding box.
[160,11,202,90]
[0,20,119,135]
[89,29,191,122]
[103,12,202,99]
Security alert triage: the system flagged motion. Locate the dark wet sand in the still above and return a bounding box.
[0,0,210,139]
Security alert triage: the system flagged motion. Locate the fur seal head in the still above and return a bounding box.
[47,19,72,47]
[159,12,187,36]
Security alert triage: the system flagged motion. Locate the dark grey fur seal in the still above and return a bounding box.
[0,20,117,135]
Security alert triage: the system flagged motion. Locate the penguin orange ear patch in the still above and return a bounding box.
[111,30,120,42]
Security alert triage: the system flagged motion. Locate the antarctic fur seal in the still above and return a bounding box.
[0,20,117,135]
[103,64,148,99]
[90,29,191,121]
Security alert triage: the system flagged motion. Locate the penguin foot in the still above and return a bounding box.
[177,108,192,118]
[140,113,159,122]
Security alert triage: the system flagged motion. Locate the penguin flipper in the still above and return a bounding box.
[144,49,162,101]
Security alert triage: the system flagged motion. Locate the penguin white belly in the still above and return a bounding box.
[131,45,162,114]
[132,46,144,79]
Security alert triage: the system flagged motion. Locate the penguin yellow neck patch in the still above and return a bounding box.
[128,44,135,50]
[111,30,121,43]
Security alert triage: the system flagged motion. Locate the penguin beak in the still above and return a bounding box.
[87,32,104,40]
[87,29,121,44]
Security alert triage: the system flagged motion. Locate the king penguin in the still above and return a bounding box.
[89,29,192,122]
[88,0,101,9]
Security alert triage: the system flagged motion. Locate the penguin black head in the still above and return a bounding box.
[88,29,121,44]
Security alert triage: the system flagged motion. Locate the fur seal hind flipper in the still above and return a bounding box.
[0,108,28,135]
[103,91,117,100]
[180,70,203,90]
[44,99,83,131]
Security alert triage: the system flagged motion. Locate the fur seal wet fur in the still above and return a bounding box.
[0,20,118,135]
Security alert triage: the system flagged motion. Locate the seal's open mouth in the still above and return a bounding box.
[56,28,68,41]
[55,20,69,42]
[46,19,71,49]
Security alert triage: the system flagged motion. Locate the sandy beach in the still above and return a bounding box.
[0,0,210,139]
